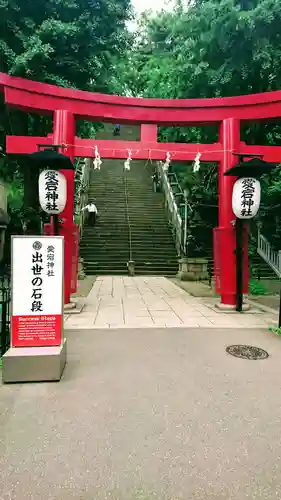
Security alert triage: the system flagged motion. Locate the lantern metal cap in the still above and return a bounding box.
[224,155,276,178]
[27,148,75,170]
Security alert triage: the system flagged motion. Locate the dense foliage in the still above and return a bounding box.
[0,0,131,237]
[1,0,131,90]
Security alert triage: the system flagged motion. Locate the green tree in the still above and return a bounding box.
[0,0,132,237]
[115,0,281,250]
[1,0,132,90]
[123,0,281,99]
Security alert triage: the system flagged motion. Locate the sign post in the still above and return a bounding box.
[232,177,261,312]
[2,236,67,383]
[235,217,244,312]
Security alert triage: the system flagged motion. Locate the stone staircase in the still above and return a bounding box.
[79,125,178,276]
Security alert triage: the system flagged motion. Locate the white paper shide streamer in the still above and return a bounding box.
[93,145,102,170]
[193,152,201,173]
[124,149,132,171]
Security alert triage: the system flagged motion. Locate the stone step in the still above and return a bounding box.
[90,216,168,221]
[81,233,175,239]
[82,223,174,229]
[82,248,176,254]
[87,199,165,206]
[80,240,176,246]
[81,228,174,235]
[83,269,177,276]
[84,262,178,270]
[89,220,172,225]
[81,228,175,234]
[82,254,178,262]
[87,210,168,215]
[82,240,176,246]
[82,231,175,238]
[81,245,177,251]
[82,257,178,262]
[84,262,178,268]
[81,246,177,253]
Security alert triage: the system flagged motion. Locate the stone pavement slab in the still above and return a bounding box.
[2,327,281,499]
[65,276,278,329]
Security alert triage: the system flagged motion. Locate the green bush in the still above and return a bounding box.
[249,279,266,296]
[269,326,281,336]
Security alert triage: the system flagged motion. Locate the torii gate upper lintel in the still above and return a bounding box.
[2,72,281,308]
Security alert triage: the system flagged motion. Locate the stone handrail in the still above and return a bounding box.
[257,230,281,278]
[156,161,183,255]
[77,158,92,239]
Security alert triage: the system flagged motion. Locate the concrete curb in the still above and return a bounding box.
[246,298,278,316]
[173,278,278,317]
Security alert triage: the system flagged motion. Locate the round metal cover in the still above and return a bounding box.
[226,344,269,360]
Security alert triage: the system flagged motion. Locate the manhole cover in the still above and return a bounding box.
[226,344,269,360]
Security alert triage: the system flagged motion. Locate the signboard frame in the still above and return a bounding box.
[11,235,64,348]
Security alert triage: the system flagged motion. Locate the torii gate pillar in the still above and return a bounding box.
[218,118,247,307]
[53,110,75,305]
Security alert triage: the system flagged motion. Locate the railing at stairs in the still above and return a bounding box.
[76,158,92,239]
[257,230,281,278]
[157,161,281,282]
[123,168,133,265]
[156,161,183,256]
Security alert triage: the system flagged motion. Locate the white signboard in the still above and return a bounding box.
[39,170,67,214]
[11,236,64,347]
[232,177,261,219]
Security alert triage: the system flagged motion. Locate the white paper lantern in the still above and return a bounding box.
[232,177,261,219]
[39,170,67,214]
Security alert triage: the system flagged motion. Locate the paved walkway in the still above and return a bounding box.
[64,276,277,329]
[2,326,281,499]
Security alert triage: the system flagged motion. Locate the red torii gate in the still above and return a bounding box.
[2,72,281,307]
